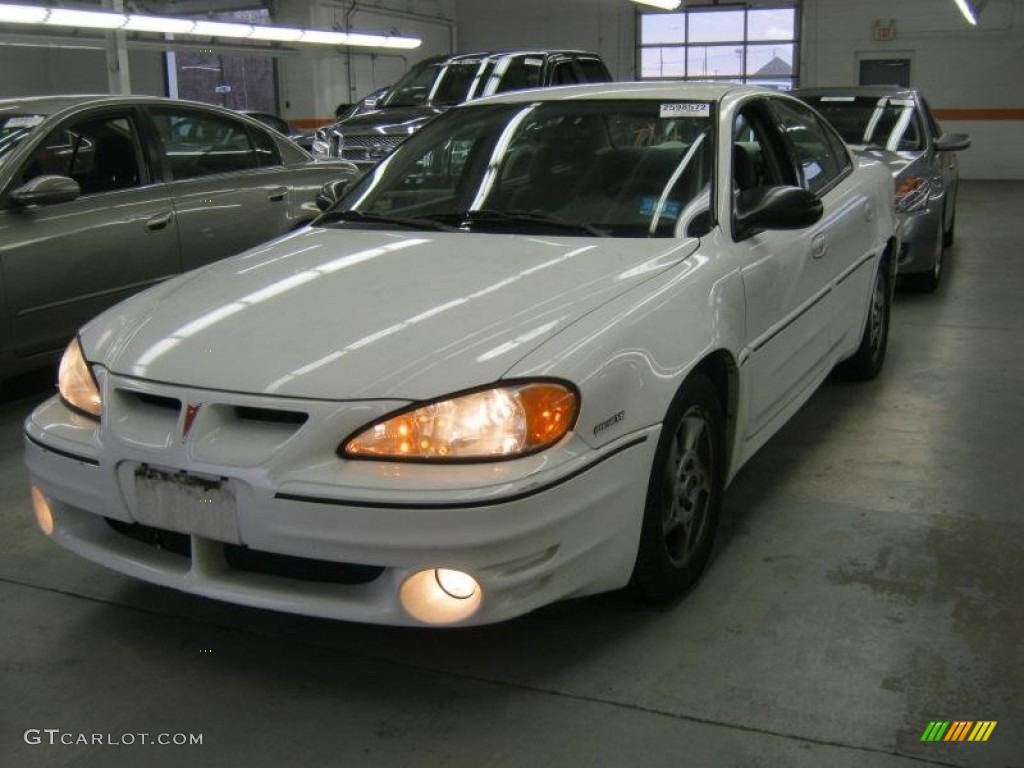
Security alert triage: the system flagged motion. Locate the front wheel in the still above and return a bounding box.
[835,260,891,381]
[630,373,724,603]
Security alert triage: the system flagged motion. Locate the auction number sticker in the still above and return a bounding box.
[5,115,44,128]
[660,102,711,118]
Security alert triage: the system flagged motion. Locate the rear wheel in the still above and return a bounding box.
[836,261,891,380]
[630,373,724,603]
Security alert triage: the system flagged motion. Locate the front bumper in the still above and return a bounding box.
[24,382,656,626]
[895,203,943,276]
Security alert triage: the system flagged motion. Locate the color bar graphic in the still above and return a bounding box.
[920,720,996,742]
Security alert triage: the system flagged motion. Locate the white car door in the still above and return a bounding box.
[728,96,871,447]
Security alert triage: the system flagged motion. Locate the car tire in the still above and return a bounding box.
[835,260,891,381]
[629,373,724,603]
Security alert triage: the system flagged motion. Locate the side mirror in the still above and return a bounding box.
[934,133,970,152]
[9,175,81,207]
[315,178,349,211]
[734,185,824,240]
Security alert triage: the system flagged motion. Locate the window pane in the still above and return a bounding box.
[641,47,687,78]
[152,109,257,180]
[769,99,843,194]
[640,13,685,45]
[746,44,794,77]
[688,45,744,78]
[688,10,744,43]
[249,126,282,167]
[748,9,795,41]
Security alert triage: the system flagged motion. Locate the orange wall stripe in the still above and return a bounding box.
[933,108,1024,121]
[289,118,336,130]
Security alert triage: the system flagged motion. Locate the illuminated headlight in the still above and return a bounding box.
[894,176,932,213]
[58,337,102,418]
[342,381,579,461]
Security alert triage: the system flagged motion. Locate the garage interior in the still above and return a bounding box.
[1,1,1022,767]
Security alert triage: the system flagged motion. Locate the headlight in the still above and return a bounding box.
[58,337,102,418]
[894,176,932,213]
[342,381,579,461]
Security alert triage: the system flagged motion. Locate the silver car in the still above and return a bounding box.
[0,95,356,380]
[794,86,969,291]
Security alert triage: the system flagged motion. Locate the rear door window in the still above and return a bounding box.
[149,108,259,179]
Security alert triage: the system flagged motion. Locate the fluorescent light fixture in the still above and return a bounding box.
[248,25,304,42]
[0,4,422,48]
[123,15,194,34]
[45,8,122,28]
[0,3,47,23]
[631,0,683,10]
[950,0,974,24]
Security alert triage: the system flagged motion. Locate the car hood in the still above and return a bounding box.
[851,147,928,180]
[332,106,445,136]
[82,227,699,401]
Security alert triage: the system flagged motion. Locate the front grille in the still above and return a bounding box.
[338,134,405,164]
[224,545,384,585]
[106,518,191,557]
[104,518,384,586]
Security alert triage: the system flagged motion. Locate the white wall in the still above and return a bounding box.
[277,0,457,125]
[456,0,637,80]
[0,43,165,97]
[802,0,1024,180]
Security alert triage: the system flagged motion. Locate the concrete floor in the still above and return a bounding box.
[1,181,1021,768]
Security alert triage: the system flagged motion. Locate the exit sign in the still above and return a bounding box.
[875,19,896,41]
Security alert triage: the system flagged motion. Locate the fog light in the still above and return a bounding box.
[400,568,482,625]
[30,486,54,535]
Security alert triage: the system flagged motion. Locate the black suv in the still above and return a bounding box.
[312,50,612,169]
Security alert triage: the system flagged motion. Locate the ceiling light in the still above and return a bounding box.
[123,15,194,34]
[631,0,683,10]
[45,8,122,28]
[953,0,978,24]
[0,4,422,49]
[0,3,47,23]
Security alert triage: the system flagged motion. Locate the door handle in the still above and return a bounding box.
[811,233,827,260]
[863,200,875,221]
[145,211,174,231]
[268,187,287,202]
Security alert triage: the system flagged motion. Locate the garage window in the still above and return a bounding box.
[638,4,799,91]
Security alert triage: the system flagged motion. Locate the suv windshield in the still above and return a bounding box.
[323,100,715,238]
[381,57,487,108]
[0,114,46,164]
[803,95,924,151]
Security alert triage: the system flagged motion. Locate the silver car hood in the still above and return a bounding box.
[851,146,926,180]
[82,227,698,400]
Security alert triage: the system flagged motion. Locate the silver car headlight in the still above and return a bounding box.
[58,337,102,418]
[894,175,932,214]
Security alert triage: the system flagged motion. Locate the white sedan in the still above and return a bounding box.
[25,83,897,626]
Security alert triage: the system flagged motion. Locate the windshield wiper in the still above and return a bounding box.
[315,209,460,232]
[456,209,610,237]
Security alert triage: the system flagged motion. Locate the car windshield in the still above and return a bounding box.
[381,58,488,108]
[0,113,46,164]
[322,100,715,238]
[803,95,924,152]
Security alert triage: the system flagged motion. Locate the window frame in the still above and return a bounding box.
[637,3,801,91]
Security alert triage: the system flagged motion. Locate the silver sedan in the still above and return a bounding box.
[794,86,970,292]
[0,95,356,380]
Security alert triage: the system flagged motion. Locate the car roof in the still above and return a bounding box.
[0,94,255,117]
[793,85,920,100]
[466,80,762,106]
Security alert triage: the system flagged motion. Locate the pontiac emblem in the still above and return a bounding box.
[182,403,202,440]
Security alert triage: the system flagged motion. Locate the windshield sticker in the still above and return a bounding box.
[660,102,711,119]
[820,96,856,102]
[640,197,682,220]
[888,98,915,107]
[524,57,543,66]
[4,115,44,128]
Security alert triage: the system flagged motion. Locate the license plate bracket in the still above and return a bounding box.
[133,465,241,544]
